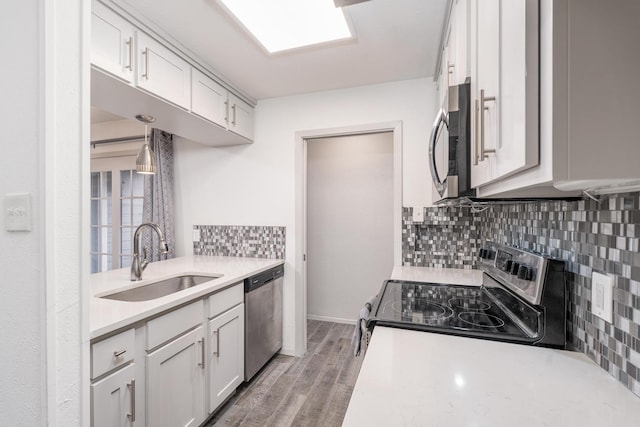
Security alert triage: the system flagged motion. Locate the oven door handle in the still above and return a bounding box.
[429,107,449,197]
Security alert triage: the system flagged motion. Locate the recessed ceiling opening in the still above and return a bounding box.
[218,0,354,54]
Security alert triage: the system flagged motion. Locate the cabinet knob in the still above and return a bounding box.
[517,265,533,281]
[510,262,521,275]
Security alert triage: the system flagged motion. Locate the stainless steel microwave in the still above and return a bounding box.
[429,81,474,204]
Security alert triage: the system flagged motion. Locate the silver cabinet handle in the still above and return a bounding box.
[231,104,237,126]
[447,63,454,87]
[113,349,126,358]
[428,107,449,197]
[127,379,136,422]
[474,99,479,166]
[125,37,133,71]
[224,100,229,123]
[142,47,149,80]
[212,329,220,357]
[198,338,205,369]
[479,89,496,161]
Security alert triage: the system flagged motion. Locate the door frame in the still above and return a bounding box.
[294,121,403,356]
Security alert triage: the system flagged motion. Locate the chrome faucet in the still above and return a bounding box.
[130,222,169,281]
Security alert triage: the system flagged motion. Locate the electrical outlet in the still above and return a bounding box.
[412,206,424,222]
[591,271,614,323]
[192,227,201,242]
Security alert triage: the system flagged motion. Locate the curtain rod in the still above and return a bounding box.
[91,135,145,146]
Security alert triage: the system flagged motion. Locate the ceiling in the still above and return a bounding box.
[117,0,448,101]
[90,107,125,123]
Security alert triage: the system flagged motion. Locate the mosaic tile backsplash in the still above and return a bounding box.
[404,192,640,398]
[402,206,480,268]
[193,225,286,259]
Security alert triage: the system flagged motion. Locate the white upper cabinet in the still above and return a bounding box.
[470,0,499,187]
[136,31,191,110]
[191,69,255,140]
[470,0,539,188]
[446,0,470,86]
[91,0,255,146]
[191,68,229,128]
[91,1,135,83]
[227,94,254,141]
[476,0,640,197]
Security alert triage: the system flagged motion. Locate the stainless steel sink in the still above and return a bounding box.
[100,274,221,302]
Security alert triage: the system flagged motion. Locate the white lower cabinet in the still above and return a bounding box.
[146,326,206,427]
[91,364,136,427]
[208,303,245,412]
[92,282,250,426]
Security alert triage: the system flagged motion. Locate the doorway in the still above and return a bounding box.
[306,132,394,323]
[294,121,402,356]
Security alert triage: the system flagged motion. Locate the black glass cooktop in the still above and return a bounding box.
[370,280,542,343]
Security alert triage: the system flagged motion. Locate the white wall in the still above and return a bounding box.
[0,1,88,425]
[307,133,394,323]
[174,78,437,353]
[0,2,44,423]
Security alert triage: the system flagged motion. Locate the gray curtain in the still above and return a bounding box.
[141,128,175,261]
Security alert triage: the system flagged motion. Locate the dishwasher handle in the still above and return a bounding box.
[244,265,284,293]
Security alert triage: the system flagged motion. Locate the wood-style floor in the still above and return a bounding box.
[205,320,364,427]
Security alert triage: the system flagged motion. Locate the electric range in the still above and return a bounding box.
[368,243,567,348]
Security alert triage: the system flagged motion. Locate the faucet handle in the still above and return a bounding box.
[142,247,148,261]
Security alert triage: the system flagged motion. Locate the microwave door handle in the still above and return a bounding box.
[429,108,449,197]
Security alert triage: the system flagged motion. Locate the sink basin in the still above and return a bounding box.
[101,274,221,302]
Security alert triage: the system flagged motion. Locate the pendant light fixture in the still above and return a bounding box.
[135,114,157,175]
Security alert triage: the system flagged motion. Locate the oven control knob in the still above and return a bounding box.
[517,265,533,281]
[503,259,513,272]
[510,262,521,275]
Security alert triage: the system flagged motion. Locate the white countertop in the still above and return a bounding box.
[391,266,483,286]
[343,326,640,427]
[90,255,283,339]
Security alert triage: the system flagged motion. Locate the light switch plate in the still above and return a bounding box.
[4,193,32,231]
[591,271,614,323]
[412,206,424,222]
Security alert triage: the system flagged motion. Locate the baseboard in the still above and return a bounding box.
[307,314,356,325]
[279,346,295,356]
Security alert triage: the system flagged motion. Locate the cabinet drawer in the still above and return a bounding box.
[208,282,243,319]
[146,300,203,350]
[91,328,135,379]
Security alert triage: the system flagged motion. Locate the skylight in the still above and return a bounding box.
[218,0,353,54]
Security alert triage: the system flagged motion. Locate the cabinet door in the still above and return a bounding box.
[208,304,244,413]
[147,326,206,427]
[91,364,135,427]
[136,32,191,109]
[227,94,254,141]
[496,0,539,179]
[470,0,499,187]
[191,68,229,128]
[471,0,539,188]
[453,0,469,83]
[91,1,135,83]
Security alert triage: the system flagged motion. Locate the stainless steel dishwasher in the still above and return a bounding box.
[244,264,284,381]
